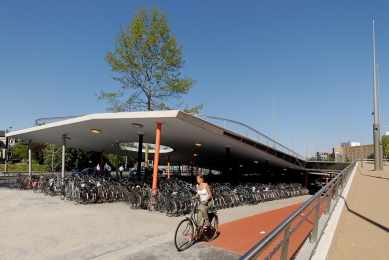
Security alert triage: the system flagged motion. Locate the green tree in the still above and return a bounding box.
[43,145,81,172]
[382,135,389,159]
[31,142,46,164]
[104,154,128,171]
[10,140,28,161]
[98,4,202,113]
[10,141,46,164]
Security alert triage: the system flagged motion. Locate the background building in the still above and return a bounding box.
[316,152,329,161]
[332,147,344,162]
[345,144,374,161]
[343,141,361,149]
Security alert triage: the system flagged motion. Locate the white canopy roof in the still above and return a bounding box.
[7,110,306,171]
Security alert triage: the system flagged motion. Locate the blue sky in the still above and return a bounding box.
[1,0,389,158]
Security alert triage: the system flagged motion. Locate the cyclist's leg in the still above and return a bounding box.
[197,203,205,227]
[202,200,214,227]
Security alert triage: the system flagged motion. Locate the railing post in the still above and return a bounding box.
[310,197,321,243]
[334,180,340,200]
[325,184,332,215]
[280,224,291,260]
[339,173,344,189]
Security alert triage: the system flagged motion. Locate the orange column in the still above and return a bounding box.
[190,149,195,182]
[152,122,163,192]
[100,150,104,176]
[305,171,309,187]
[168,156,171,179]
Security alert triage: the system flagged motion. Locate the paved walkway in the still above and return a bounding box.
[0,183,311,260]
[325,162,389,260]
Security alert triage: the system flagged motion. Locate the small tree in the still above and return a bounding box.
[10,140,46,164]
[43,145,81,172]
[31,142,46,164]
[98,4,202,113]
[10,140,28,161]
[382,135,389,160]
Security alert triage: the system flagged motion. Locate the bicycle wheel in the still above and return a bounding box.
[74,190,80,205]
[98,190,105,203]
[203,213,218,242]
[166,199,177,217]
[43,186,49,196]
[174,218,194,252]
[60,187,66,200]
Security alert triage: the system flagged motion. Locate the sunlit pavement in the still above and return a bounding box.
[0,183,310,260]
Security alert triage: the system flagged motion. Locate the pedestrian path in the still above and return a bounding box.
[324,162,389,260]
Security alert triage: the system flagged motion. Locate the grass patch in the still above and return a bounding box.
[0,163,45,172]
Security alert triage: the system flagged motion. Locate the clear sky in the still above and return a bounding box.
[1,0,389,158]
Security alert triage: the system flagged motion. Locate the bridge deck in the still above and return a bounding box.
[325,162,389,260]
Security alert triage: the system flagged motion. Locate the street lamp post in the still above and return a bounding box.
[372,20,383,171]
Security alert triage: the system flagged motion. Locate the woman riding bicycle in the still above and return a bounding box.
[192,174,213,229]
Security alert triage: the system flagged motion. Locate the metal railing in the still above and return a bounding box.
[35,115,84,126]
[192,114,305,161]
[240,161,356,260]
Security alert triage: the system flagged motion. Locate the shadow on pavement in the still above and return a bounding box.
[343,198,389,233]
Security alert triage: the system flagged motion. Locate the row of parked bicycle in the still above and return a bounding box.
[13,173,309,217]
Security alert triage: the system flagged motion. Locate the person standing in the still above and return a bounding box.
[118,165,124,178]
[96,164,100,176]
[104,163,111,177]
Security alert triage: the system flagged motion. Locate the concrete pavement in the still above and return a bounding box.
[0,184,310,260]
[325,162,389,260]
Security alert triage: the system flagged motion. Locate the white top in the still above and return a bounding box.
[197,184,209,202]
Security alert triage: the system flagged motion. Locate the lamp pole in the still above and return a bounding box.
[360,134,364,169]
[292,114,294,153]
[377,63,383,170]
[272,96,275,148]
[372,20,383,171]
[306,123,308,160]
[340,115,343,162]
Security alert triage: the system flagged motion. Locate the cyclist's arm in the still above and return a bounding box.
[204,183,212,203]
[192,184,199,199]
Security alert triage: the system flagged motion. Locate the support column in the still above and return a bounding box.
[145,143,149,178]
[4,137,9,174]
[167,155,171,179]
[305,171,309,188]
[152,122,162,192]
[61,134,66,179]
[225,146,231,180]
[237,160,241,182]
[190,149,195,182]
[28,140,32,178]
[137,133,144,181]
[99,150,104,176]
[115,141,120,180]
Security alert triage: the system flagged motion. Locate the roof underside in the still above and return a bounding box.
[7,111,307,171]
